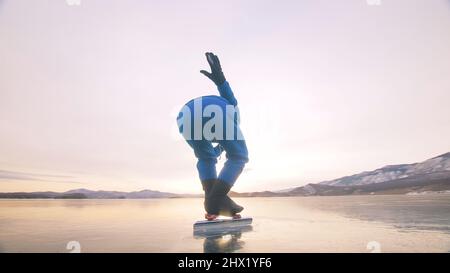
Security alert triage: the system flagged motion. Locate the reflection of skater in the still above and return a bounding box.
[203,231,245,253]
[194,225,253,253]
[177,53,249,220]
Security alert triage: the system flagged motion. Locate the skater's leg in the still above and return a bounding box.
[217,139,249,186]
[206,139,249,216]
[186,139,219,218]
[188,139,248,219]
[186,140,218,182]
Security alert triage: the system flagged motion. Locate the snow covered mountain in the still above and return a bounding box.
[320,152,450,186]
[0,188,182,199]
[63,188,178,198]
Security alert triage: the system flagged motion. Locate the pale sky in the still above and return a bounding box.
[1,0,449,193]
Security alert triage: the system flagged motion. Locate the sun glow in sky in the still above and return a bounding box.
[1,0,450,193]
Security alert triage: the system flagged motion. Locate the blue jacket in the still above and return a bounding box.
[178,81,240,157]
[217,81,237,106]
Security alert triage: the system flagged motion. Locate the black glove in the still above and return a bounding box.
[200,52,226,86]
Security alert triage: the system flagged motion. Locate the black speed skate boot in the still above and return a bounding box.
[205,180,243,220]
[201,179,216,213]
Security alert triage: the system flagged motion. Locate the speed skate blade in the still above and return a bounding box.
[194,216,252,231]
[193,217,253,238]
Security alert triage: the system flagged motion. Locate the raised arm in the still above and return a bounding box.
[200,52,238,106]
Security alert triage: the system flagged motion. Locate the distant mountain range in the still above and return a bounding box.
[232,152,450,197]
[319,152,450,186]
[1,152,449,199]
[0,188,198,199]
